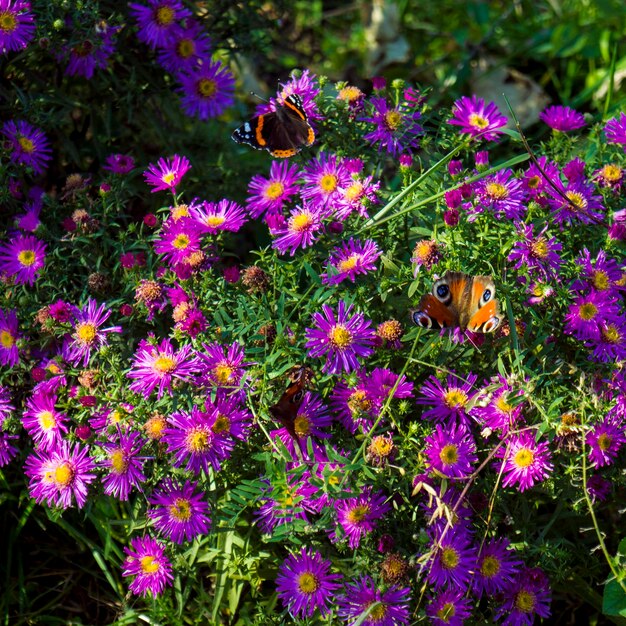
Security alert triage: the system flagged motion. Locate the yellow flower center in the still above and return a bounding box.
[18,136,35,153]
[38,410,56,431]
[177,38,195,58]
[0,330,15,349]
[337,255,359,272]
[198,78,217,98]
[213,414,230,434]
[297,572,318,594]
[579,302,598,321]
[592,271,609,291]
[486,182,508,199]
[291,212,313,232]
[348,390,371,415]
[370,436,394,458]
[186,428,209,453]
[514,589,536,613]
[437,602,456,621]
[598,433,612,451]
[319,173,338,193]
[172,204,189,219]
[444,389,468,409]
[110,449,128,474]
[531,238,549,258]
[76,322,97,345]
[369,604,387,620]
[111,409,122,424]
[328,324,352,349]
[441,546,460,569]
[294,414,311,437]
[439,444,459,466]
[0,11,17,33]
[385,110,402,130]
[344,181,363,201]
[206,215,226,228]
[214,363,234,384]
[54,462,73,487]
[565,190,586,211]
[155,5,175,26]
[347,504,369,523]
[513,447,534,468]
[18,249,36,267]
[173,233,190,249]
[140,555,160,574]
[527,175,541,189]
[154,355,176,374]
[601,324,621,344]
[469,113,489,130]
[495,394,513,415]
[264,181,284,200]
[481,555,501,577]
[170,497,192,521]
[145,415,166,439]
[337,85,363,102]
[162,171,176,185]
[601,164,621,182]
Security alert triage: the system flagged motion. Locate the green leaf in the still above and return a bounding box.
[603,580,626,617]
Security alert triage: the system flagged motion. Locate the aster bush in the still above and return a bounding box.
[1,2,626,625]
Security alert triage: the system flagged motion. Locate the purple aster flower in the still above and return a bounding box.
[177,60,235,120]
[271,203,323,256]
[0,0,35,53]
[448,95,507,141]
[426,526,477,590]
[0,385,13,427]
[103,153,135,174]
[275,548,342,620]
[424,423,477,478]
[360,96,423,156]
[590,319,626,362]
[0,232,46,286]
[24,441,96,509]
[587,417,625,468]
[156,20,211,74]
[322,238,381,284]
[337,575,410,626]
[2,120,51,174]
[163,405,233,474]
[539,105,586,131]
[148,478,211,543]
[190,199,247,234]
[127,338,199,399]
[246,160,301,219]
[416,372,478,427]
[368,368,414,404]
[332,487,390,549]
[99,429,147,500]
[523,156,561,201]
[204,391,253,442]
[22,388,68,451]
[301,152,352,213]
[0,431,19,467]
[197,341,247,388]
[496,430,553,492]
[62,298,122,367]
[411,239,444,274]
[572,248,625,295]
[0,308,20,367]
[143,154,191,194]
[546,177,605,227]
[604,112,626,150]
[587,474,612,503]
[471,376,525,435]
[330,374,380,434]
[474,169,527,220]
[335,172,380,219]
[305,301,376,375]
[507,223,563,279]
[59,23,119,79]
[564,291,622,341]
[426,588,473,626]
[129,0,190,48]
[496,567,551,626]
[122,535,174,597]
[153,216,203,266]
[473,537,522,597]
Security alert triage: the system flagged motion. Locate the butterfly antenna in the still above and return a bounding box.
[249,91,268,103]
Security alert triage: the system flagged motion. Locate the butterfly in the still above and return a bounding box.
[231,94,315,158]
[411,271,502,333]
[268,366,314,441]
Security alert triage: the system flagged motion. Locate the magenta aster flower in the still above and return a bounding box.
[122,535,174,597]
[471,376,525,435]
[587,417,625,468]
[62,298,122,367]
[24,441,96,509]
[473,537,522,597]
[156,20,211,74]
[153,217,203,266]
[590,320,626,362]
[190,199,247,234]
[129,0,190,48]
[424,423,477,478]
[0,0,35,53]
[22,388,69,451]
[177,60,235,120]
[497,430,553,492]
[333,487,390,549]
[305,301,376,375]
[360,96,423,156]
[322,238,381,285]
[271,203,323,256]
[335,172,380,219]
[0,385,13,427]
[368,368,414,404]
[163,405,234,474]
[0,431,19,467]
[2,120,51,174]
[539,105,585,131]
[99,430,147,501]
[275,548,342,619]
[59,23,119,79]
[572,248,625,295]
[197,341,247,388]
[337,576,410,626]
[474,169,527,220]
[496,567,551,626]
[330,374,380,434]
[127,338,199,399]
[143,154,191,194]
[448,95,507,141]
[246,160,301,219]
[0,232,46,285]
[426,588,473,626]
[507,223,563,279]
[604,112,626,150]
[0,308,20,367]
[301,152,351,212]
[546,177,605,227]
[148,478,211,543]
[523,156,561,200]
[564,291,621,342]
[103,153,135,174]
[426,526,477,590]
[416,372,478,427]
[204,391,253,442]
[587,474,612,503]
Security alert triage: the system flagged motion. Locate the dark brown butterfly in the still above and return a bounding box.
[268,366,314,442]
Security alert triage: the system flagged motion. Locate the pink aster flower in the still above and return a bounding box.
[416,372,478,428]
[197,341,247,388]
[539,105,586,131]
[0,432,19,467]
[0,308,20,367]
[99,429,147,501]
[448,95,508,141]
[204,391,253,442]
[305,301,376,375]
[546,177,605,227]
[190,199,247,234]
[22,387,69,451]
[0,0,36,53]
[496,430,553,492]
[0,233,46,285]
[143,154,191,194]
[271,203,323,256]
[62,298,122,367]
[507,223,563,280]
[122,535,174,597]
[473,168,527,220]
[103,153,135,174]
[127,338,199,399]
[424,423,477,478]
[128,0,191,49]
[322,238,381,284]
[301,152,352,212]
[604,112,626,150]
[2,120,51,174]
[246,160,301,219]
[587,417,625,468]
[24,441,97,509]
[153,216,203,267]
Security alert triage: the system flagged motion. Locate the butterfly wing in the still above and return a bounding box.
[466,276,501,333]
[412,293,459,329]
[268,366,313,439]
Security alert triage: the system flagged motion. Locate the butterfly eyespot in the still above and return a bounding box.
[435,284,450,300]
[481,288,492,304]
[412,311,432,328]
[483,316,501,333]
[291,390,304,403]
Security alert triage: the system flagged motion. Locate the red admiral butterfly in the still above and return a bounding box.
[232,94,315,158]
